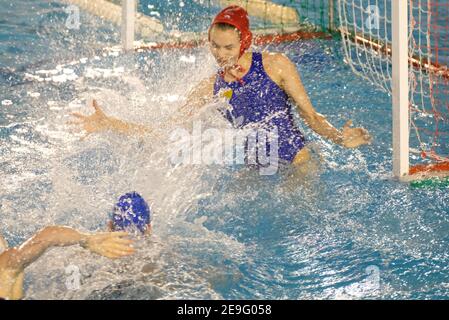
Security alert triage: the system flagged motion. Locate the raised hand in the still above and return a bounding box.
[341,120,372,148]
[84,231,135,259]
[68,99,112,139]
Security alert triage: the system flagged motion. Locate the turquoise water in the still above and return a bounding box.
[0,0,448,300]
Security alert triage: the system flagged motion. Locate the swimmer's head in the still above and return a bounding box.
[109,192,152,235]
[209,6,252,66]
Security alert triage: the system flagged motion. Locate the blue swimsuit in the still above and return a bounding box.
[213,52,306,163]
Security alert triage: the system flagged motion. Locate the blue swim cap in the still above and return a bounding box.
[111,192,151,234]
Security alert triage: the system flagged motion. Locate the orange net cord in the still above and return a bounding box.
[409,161,449,175]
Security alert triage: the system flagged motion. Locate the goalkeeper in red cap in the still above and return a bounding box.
[70,6,371,168]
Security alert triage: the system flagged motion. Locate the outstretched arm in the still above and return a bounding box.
[70,100,154,138]
[69,76,215,138]
[3,226,134,273]
[276,54,372,148]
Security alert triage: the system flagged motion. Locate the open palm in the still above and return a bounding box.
[341,120,372,148]
[85,231,135,259]
[69,99,112,137]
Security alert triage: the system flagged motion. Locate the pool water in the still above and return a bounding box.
[0,0,448,300]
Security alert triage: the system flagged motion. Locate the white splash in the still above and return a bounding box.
[180,55,196,64]
[27,92,41,98]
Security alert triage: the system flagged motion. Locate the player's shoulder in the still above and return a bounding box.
[261,51,294,69]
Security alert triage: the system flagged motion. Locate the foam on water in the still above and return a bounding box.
[1,43,255,298]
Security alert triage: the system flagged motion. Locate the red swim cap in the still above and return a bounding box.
[209,6,253,57]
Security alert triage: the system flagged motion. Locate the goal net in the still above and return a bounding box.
[337,0,449,177]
